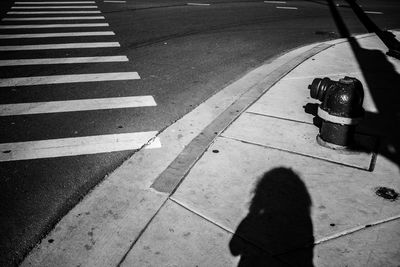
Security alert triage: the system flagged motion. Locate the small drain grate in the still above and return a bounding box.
[375,187,399,201]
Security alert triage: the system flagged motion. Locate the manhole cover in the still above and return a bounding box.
[375,187,399,201]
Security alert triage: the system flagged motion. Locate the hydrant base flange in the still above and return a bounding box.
[316,135,350,150]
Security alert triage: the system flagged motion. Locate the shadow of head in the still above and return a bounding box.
[229,167,314,267]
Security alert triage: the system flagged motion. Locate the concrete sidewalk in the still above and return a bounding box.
[22,32,400,267]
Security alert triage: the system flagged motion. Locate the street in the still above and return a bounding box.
[1,0,399,265]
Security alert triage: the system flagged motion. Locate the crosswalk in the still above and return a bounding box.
[0,0,161,162]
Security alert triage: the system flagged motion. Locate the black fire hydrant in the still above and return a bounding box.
[308,76,364,149]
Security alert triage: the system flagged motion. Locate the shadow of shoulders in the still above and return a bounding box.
[229,167,314,267]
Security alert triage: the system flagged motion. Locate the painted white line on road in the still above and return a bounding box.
[0,23,109,29]
[11,6,98,9]
[104,1,126,3]
[0,96,156,116]
[0,42,120,51]
[264,1,286,3]
[2,16,105,21]
[0,132,161,162]
[335,3,362,7]
[7,11,101,14]
[365,11,383,14]
[0,56,128,66]
[0,31,115,39]
[276,6,298,9]
[0,72,140,87]
[187,3,210,6]
[15,1,96,4]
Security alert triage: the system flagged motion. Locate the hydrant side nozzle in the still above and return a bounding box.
[308,77,334,101]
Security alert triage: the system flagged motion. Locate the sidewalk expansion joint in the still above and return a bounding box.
[245,111,316,125]
[240,111,379,171]
[314,214,400,245]
[219,135,374,172]
[169,197,235,235]
[246,101,382,139]
[169,197,296,267]
[116,199,169,267]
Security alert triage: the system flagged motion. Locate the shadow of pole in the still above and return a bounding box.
[229,167,314,267]
[344,0,400,59]
[323,0,400,169]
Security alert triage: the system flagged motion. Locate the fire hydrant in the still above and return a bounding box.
[308,76,364,149]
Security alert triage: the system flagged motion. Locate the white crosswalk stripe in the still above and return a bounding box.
[0,1,162,161]
[0,23,109,28]
[0,31,115,39]
[0,56,129,66]
[2,16,105,21]
[0,96,156,116]
[11,6,99,9]
[0,132,161,162]
[8,11,101,14]
[0,42,121,51]
[0,72,141,87]
[15,1,96,4]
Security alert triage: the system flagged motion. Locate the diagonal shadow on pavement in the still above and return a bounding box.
[322,0,400,169]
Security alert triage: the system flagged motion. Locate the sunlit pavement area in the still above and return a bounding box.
[1,0,400,266]
[22,31,400,266]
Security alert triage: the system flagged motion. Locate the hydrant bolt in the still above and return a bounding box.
[308,76,364,149]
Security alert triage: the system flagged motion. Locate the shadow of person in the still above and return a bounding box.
[229,167,314,267]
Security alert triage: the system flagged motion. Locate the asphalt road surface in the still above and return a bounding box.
[1,0,399,265]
